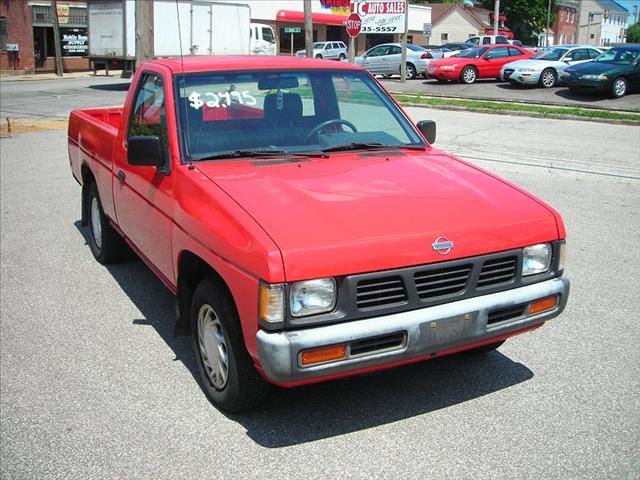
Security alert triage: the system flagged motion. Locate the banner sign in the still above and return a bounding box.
[61,27,88,56]
[351,1,407,34]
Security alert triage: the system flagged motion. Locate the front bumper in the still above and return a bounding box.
[564,76,609,91]
[505,71,541,85]
[426,67,459,80]
[257,276,569,385]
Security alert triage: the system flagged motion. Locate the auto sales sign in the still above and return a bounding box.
[351,0,407,34]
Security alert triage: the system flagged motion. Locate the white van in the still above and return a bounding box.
[466,35,510,46]
[251,23,277,55]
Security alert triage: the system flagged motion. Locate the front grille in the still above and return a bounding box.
[350,332,405,356]
[413,264,472,300]
[487,304,526,325]
[478,256,517,288]
[356,276,408,309]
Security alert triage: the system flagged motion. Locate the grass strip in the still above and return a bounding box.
[393,94,640,123]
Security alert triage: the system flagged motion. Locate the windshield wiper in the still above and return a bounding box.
[321,142,426,153]
[194,149,327,161]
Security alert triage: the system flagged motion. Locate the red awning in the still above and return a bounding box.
[276,10,347,26]
[485,28,515,39]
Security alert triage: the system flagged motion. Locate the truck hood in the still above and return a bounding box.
[195,149,559,281]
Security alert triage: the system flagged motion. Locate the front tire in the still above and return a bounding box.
[539,68,557,88]
[86,182,127,264]
[460,66,477,84]
[191,278,269,412]
[610,77,628,98]
[338,53,345,61]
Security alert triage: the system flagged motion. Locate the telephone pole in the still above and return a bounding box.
[545,0,552,47]
[135,0,154,69]
[400,0,408,83]
[493,0,500,38]
[51,0,63,77]
[304,0,313,58]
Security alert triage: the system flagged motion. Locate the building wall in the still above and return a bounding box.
[576,1,628,46]
[554,5,577,45]
[0,0,35,73]
[600,11,628,45]
[432,9,481,44]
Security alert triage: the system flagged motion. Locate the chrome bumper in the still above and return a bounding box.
[256,277,569,383]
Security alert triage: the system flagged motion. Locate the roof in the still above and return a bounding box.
[147,56,363,74]
[593,0,630,13]
[424,3,485,29]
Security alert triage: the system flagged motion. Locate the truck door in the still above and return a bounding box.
[191,3,212,55]
[113,72,175,283]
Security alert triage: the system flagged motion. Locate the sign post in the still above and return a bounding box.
[284,27,301,56]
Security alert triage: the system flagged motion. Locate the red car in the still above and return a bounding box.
[426,44,532,84]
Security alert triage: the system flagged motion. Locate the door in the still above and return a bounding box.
[383,45,402,74]
[481,46,510,77]
[564,48,590,65]
[631,57,640,89]
[362,45,387,74]
[113,73,175,283]
[191,3,212,55]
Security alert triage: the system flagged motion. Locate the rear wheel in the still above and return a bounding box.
[404,63,417,80]
[192,278,269,412]
[315,54,322,59]
[610,77,627,98]
[460,66,477,84]
[539,68,557,88]
[463,340,505,355]
[86,182,127,264]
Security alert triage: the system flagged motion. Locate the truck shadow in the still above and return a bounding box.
[74,221,535,449]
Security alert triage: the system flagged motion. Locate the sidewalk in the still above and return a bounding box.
[0,70,124,82]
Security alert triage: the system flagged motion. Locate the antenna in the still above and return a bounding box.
[175,0,194,169]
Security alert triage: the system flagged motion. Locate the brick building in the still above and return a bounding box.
[554,0,578,45]
[0,0,89,75]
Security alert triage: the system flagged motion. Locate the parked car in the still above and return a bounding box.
[426,44,532,83]
[500,45,603,88]
[420,43,472,59]
[355,43,430,79]
[296,41,348,60]
[466,35,510,46]
[68,55,569,412]
[562,44,640,98]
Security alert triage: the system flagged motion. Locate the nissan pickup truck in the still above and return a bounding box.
[68,56,569,412]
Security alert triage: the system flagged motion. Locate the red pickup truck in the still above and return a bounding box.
[69,56,569,412]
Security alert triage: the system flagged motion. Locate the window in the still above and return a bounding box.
[570,49,588,61]
[0,17,7,52]
[467,36,479,45]
[262,27,274,44]
[441,33,449,42]
[128,74,169,153]
[508,47,523,56]
[487,46,509,59]
[367,46,388,57]
[387,45,401,55]
[482,37,492,44]
[496,36,509,44]
[587,49,601,59]
[332,42,340,49]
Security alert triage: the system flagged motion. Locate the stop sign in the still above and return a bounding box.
[345,13,362,38]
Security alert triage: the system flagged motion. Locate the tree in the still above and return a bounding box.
[479,0,556,45]
[627,23,640,43]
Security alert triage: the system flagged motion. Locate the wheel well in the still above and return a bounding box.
[175,251,233,334]
[80,164,95,226]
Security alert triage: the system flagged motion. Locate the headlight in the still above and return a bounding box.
[290,278,337,317]
[440,65,456,71]
[258,283,285,324]
[582,74,608,81]
[522,243,552,276]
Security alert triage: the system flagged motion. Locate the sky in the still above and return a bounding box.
[612,0,640,24]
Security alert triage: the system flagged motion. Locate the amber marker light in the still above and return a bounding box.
[300,345,347,366]
[529,296,558,315]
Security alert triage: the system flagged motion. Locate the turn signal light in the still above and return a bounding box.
[300,344,347,366]
[529,295,558,315]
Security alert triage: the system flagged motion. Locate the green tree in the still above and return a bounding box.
[627,23,640,43]
[479,0,556,45]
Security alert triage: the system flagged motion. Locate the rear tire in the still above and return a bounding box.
[405,63,417,80]
[191,277,270,412]
[610,77,627,98]
[463,340,505,355]
[315,54,322,59]
[460,66,477,84]
[539,68,557,88]
[86,182,127,264]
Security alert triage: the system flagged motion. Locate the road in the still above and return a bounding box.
[381,77,640,112]
[1,106,638,479]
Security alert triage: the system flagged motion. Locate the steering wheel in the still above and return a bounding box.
[304,119,358,143]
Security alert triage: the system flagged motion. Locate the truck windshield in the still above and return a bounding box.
[175,70,424,161]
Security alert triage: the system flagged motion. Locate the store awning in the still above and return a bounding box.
[276,10,348,26]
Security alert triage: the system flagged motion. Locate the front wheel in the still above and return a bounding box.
[539,68,557,88]
[404,63,417,80]
[192,278,269,412]
[460,66,477,84]
[610,77,628,98]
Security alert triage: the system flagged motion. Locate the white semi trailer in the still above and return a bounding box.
[87,0,254,76]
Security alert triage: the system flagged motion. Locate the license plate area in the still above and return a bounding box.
[420,312,481,349]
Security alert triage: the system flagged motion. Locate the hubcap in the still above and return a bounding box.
[614,80,626,96]
[90,197,102,249]
[197,304,229,390]
[464,69,475,83]
[542,71,554,87]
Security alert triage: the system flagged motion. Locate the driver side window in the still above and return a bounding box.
[128,73,169,152]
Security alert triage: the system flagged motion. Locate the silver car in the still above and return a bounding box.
[296,41,348,60]
[355,43,430,80]
[501,45,603,88]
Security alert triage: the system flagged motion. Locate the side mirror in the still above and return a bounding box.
[127,136,165,169]
[417,120,436,144]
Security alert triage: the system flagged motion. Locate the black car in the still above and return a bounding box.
[563,44,640,98]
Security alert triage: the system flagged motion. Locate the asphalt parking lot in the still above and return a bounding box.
[1,105,639,478]
[381,77,640,111]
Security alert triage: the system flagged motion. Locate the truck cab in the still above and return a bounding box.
[250,23,277,55]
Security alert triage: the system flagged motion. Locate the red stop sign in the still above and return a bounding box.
[345,13,362,38]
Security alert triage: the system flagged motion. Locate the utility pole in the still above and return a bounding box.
[51,0,63,77]
[493,0,500,38]
[546,0,552,47]
[400,0,408,83]
[135,0,154,69]
[576,0,583,43]
[348,36,355,63]
[304,0,313,58]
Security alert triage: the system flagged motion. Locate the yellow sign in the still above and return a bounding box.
[57,4,69,24]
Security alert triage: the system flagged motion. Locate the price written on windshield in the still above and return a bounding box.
[188,90,257,109]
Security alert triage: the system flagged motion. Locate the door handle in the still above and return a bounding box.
[116,170,126,187]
